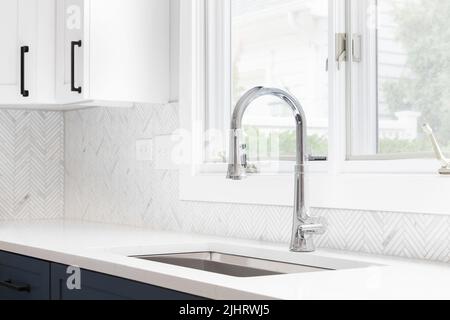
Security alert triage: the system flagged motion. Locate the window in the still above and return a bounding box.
[203,0,450,165]
[204,0,329,168]
[179,0,450,213]
[349,0,450,158]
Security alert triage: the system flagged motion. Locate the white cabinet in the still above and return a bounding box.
[0,0,55,105]
[56,0,170,107]
[0,0,169,109]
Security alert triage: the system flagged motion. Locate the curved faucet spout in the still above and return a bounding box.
[228,87,307,179]
[226,87,326,252]
[231,87,307,139]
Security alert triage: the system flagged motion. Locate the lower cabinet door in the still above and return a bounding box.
[0,251,50,300]
[51,263,204,300]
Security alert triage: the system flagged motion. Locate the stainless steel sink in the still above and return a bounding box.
[133,252,333,277]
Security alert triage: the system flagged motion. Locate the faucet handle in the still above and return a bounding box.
[298,223,326,236]
[292,222,326,252]
[240,144,248,168]
[227,129,247,180]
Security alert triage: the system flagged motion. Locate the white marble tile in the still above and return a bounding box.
[0,110,64,221]
[64,104,450,264]
[153,134,180,170]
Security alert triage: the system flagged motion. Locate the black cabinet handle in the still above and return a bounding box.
[0,279,31,293]
[20,46,29,97]
[71,40,82,94]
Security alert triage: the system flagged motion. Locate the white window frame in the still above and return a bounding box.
[179,0,450,216]
[347,0,437,161]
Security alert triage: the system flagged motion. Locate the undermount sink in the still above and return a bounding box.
[132,252,333,278]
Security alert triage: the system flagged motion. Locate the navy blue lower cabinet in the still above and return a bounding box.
[0,250,204,300]
[0,251,51,300]
[51,263,204,300]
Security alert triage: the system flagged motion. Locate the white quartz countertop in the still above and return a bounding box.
[0,220,449,300]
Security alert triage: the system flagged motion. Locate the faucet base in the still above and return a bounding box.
[439,167,450,175]
[290,223,325,253]
[290,238,317,253]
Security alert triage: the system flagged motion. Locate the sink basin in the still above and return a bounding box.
[133,252,333,278]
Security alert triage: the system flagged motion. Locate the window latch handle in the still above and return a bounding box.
[335,33,347,70]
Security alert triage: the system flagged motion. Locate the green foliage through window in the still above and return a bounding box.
[380,0,450,154]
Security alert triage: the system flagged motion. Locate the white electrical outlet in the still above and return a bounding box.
[136,139,153,162]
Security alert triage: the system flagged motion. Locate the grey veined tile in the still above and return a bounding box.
[63,104,450,265]
[0,110,64,221]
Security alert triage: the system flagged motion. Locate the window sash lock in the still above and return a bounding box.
[335,33,347,70]
[335,33,362,70]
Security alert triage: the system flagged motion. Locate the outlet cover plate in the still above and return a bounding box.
[136,139,153,162]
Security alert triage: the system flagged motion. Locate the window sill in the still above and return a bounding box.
[198,160,329,175]
[180,165,450,216]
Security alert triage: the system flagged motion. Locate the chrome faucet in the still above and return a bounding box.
[226,87,326,252]
[422,124,450,175]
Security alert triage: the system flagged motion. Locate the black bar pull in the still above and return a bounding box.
[20,46,29,97]
[71,40,82,94]
[0,279,31,293]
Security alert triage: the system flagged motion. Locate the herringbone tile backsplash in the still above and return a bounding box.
[0,110,64,220]
[0,106,447,263]
[65,104,450,264]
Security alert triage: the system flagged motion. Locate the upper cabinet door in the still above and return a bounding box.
[56,0,86,103]
[0,0,37,103]
[56,0,170,107]
[88,0,169,105]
